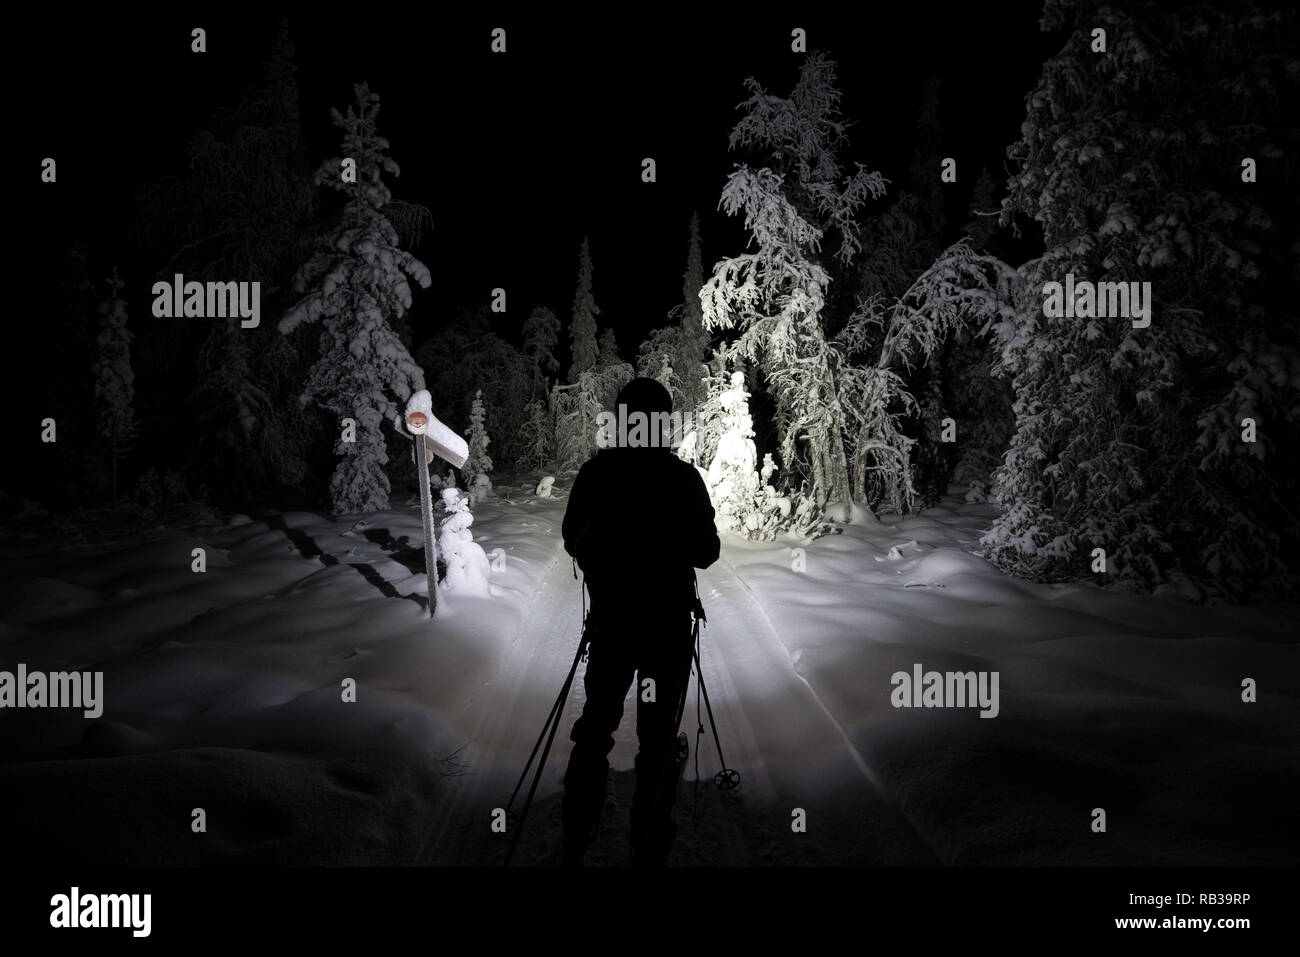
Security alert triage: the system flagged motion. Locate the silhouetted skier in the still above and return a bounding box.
[561,377,720,866]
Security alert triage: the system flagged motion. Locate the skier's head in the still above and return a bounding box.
[605,377,675,452]
[616,377,673,417]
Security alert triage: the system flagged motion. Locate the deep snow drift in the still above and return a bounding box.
[1,481,1295,865]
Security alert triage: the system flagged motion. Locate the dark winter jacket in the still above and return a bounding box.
[562,446,720,621]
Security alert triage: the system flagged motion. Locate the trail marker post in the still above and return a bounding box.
[404,391,468,618]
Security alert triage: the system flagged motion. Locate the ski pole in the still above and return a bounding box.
[503,641,581,816]
[504,629,592,868]
[503,578,589,818]
[693,641,739,791]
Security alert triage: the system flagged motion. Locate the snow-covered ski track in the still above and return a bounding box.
[420,547,940,866]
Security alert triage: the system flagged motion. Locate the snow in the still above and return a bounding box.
[2,487,1295,865]
[404,389,433,418]
[705,374,790,539]
[401,391,468,468]
[462,474,493,510]
[462,390,493,489]
[427,419,469,469]
[437,488,491,595]
[279,84,432,515]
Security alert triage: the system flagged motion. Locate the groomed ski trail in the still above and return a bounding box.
[420,543,940,866]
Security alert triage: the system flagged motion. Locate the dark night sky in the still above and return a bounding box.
[18,6,1062,423]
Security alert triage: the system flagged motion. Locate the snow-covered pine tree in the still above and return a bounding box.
[704,169,853,520]
[251,27,318,477]
[834,242,1016,515]
[703,53,888,523]
[414,306,531,471]
[675,212,710,413]
[551,362,635,472]
[139,20,318,503]
[551,385,584,474]
[832,190,1008,513]
[846,193,940,312]
[280,83,431,515]
[683,350,731,471]
[567,237,600,381]
[652,352,677,400]
[947,327,1015,503]
[598,328,620,366]
[910,369,952,508]
[963,165,1001,253]
[522,304,560,400]
[92,268,137,503]
[596,360,636,413]
[906,78,947,242]
[635,324,685,411]
[438,487,490,595]
[515,398,553,473]
[905,163,1014,504]
[705,372,791,540]
[462,389,493,496]
[982,0,1299,600]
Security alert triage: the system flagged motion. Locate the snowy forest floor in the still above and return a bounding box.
[1,478,1296,866]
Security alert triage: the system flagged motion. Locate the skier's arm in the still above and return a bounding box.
[562,464,593,565]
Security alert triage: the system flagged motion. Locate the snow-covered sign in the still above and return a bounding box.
[402,389,470,618]
[405,390,468,468]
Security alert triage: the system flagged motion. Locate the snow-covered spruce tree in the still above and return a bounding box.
[522,304,560,400]
[652,352,676,396]
[415,306,531,470]
[551,385,584,474]
[675,212,710,413]
[963,166,1001,253]
[845,193,940,314]
[702,53,887,524]
[635,324,686,411]
[841,188,1010,507]
[598,328,620,365]
[567,237,600,381]
[833,243,1017,515]
[947,328,1015,503]
[910,370,952,508]
[93,268,138,503]
[681,349,731,471]
[552,362,635,473]
[705,372,791,540]
[633,215,709,439]
[707,61,1011,520]
[982,0,1299,600]
[280,83,430,515]
[438,487,490,595]
[937,167,1016,503]
[515,398,553,473]
[139,20,319,502]
[462,389,493,497]
[906,77,947,242]
[703,171,855,521]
